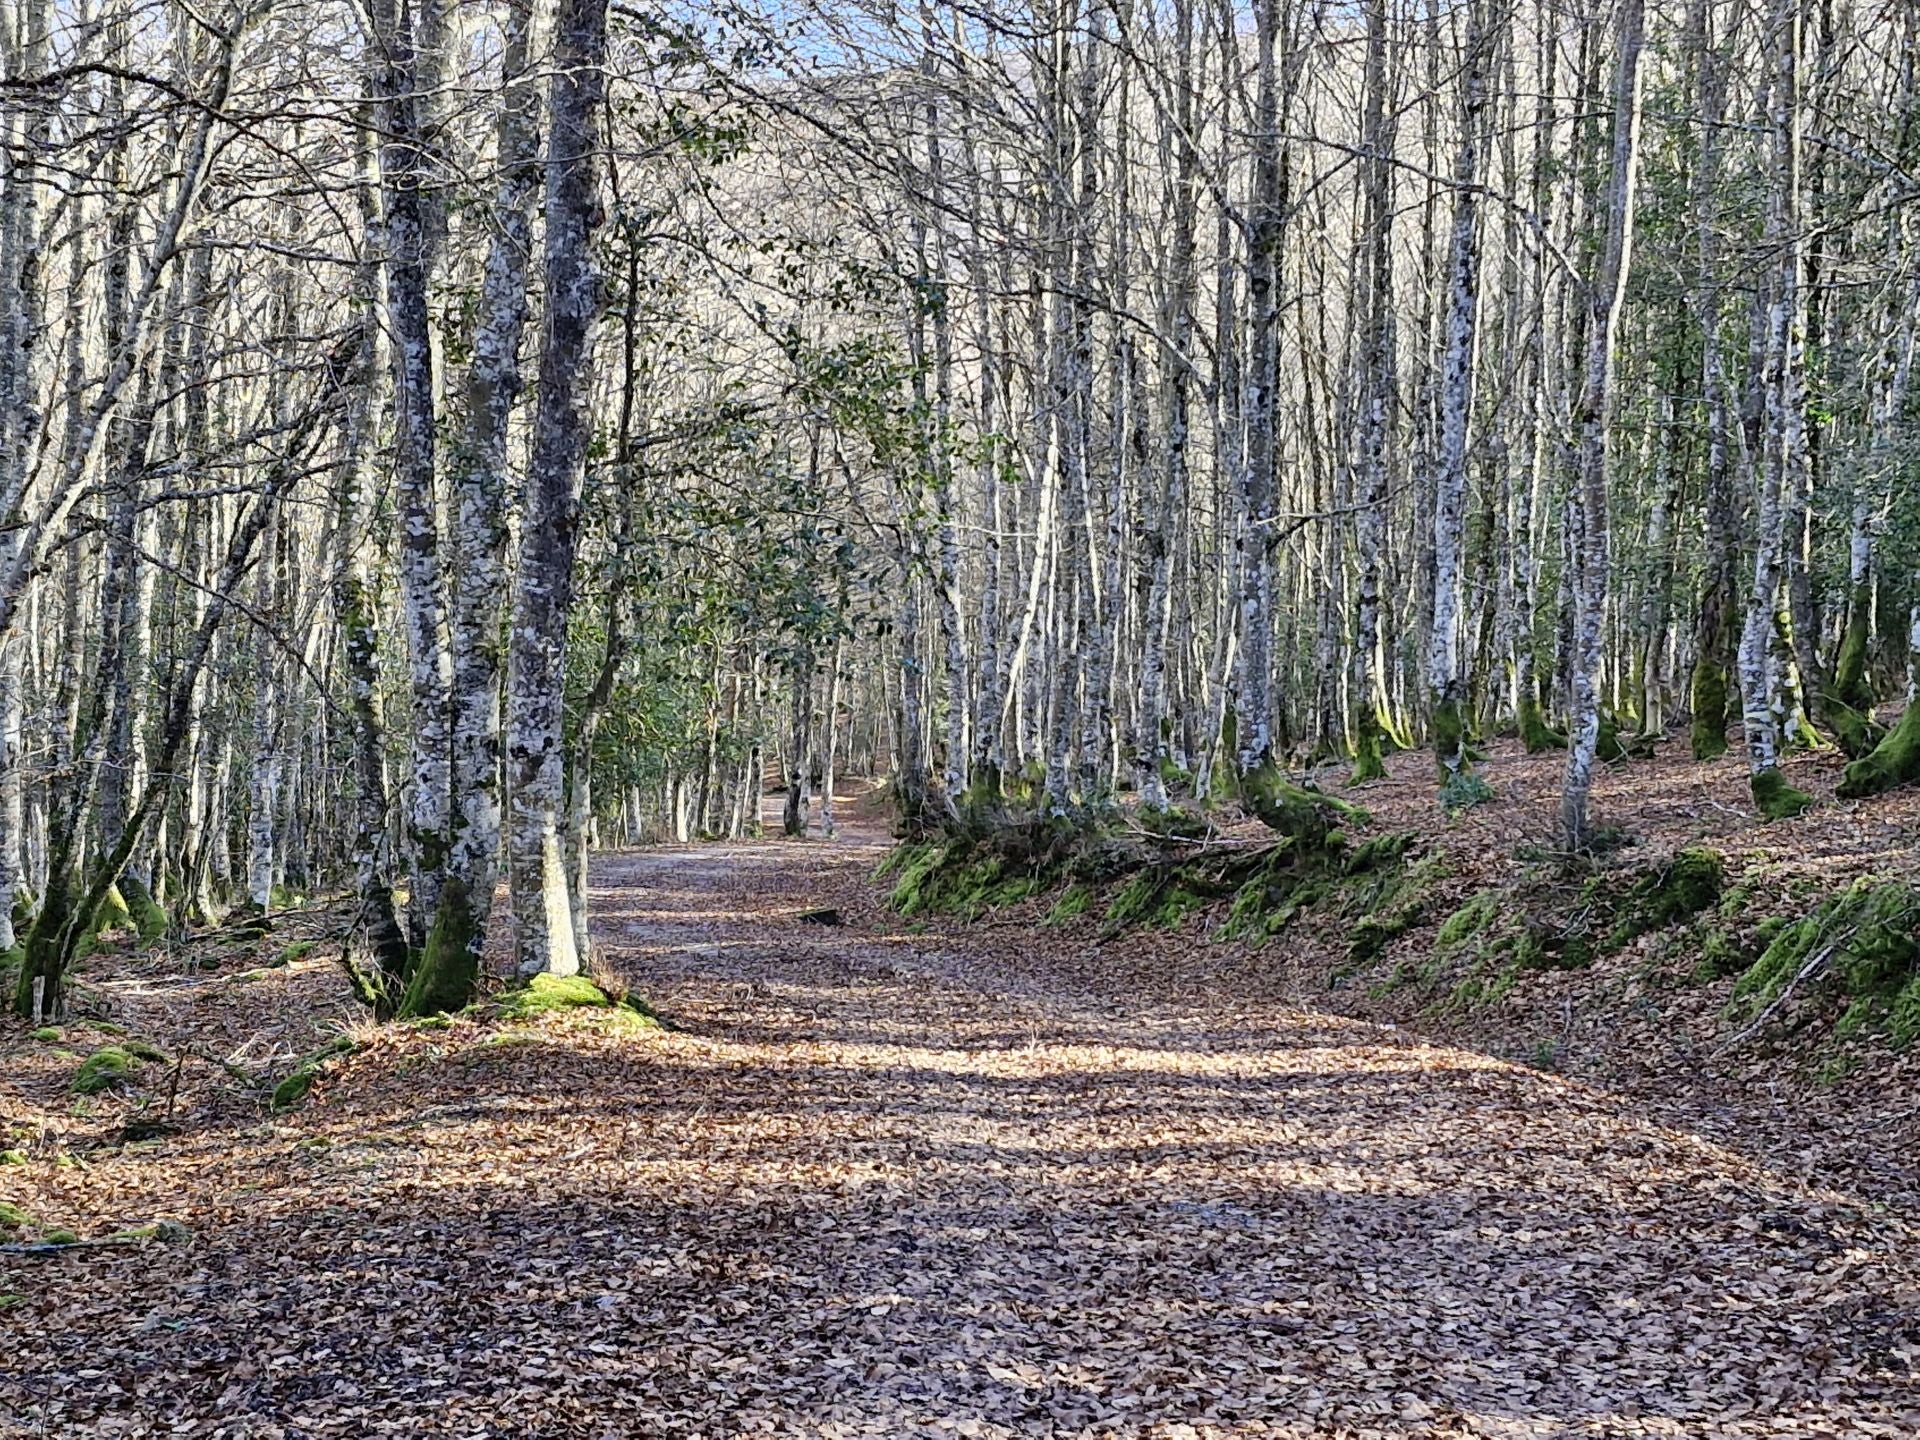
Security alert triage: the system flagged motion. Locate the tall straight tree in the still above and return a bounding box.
[506,0,613,977]
[1737,0,1816,820]
[402,0,542,1014]
[1429,0,1490,797]
[1561,0,1648,850]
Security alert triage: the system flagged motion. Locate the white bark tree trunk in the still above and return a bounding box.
[506,0,611,977]
[1561,0,1647,850]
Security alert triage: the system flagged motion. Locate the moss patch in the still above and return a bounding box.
[271,1035,360,1111]
[1044,884,1092,926]
[1604,847,1723,951]
[1729,879,1920,1047]
[1435,891,1501,955]
[274,940,319,967]
[495,973,662,1025]
[71,1046,143,1095]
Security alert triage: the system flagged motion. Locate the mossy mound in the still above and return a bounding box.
[271,1034,359,1111]
[886,839,1054,920]
[1604,847,1724,950]
[1103,868,1210,933]
[1044,884,1092,926]
[1219,831,1415,946]
[1345,855,1445,965]
[882,814,1145,921]
[494,973,664,1030]
[1395,846,1729,1004]
[1730,879,1920,1045]
[71,1046,143,1095]
[880,788,1407,949]
[0,1200,31,1229]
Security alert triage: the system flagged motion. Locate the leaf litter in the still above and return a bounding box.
[1,776,1917,1437]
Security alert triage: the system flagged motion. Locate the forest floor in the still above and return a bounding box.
[5,767,1920,1437]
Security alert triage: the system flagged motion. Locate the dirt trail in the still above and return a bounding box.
[5,818,1919,1437]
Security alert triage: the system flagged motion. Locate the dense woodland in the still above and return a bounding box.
[1,0,1917,1022]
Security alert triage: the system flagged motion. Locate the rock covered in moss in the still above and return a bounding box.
[71,1046,142,1095]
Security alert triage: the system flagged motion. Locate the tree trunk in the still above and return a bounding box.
[503,0,611,980]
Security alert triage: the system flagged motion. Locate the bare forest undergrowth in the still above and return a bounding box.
[5,764,1920,1437]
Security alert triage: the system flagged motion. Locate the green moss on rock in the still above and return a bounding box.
[71,1046,142,1095]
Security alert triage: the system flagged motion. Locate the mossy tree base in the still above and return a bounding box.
[117,876,169,946]
[398,878,482,1019]
[1824,699,1884,761]
[1518,698,1566,754]
[1836,702,1920,801]
[1349,705,1387,784]
[1752,768,1814,820]
[494,971,662,1027]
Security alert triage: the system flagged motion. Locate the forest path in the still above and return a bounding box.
[6,815,1918,1437]
[570,816,1919,1438]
